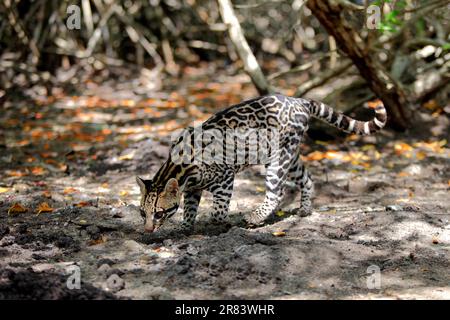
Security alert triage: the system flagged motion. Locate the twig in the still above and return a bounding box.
[294,60,353,97]
[234,0,285,9]
[268,51,336,80]
[83,4,116,57]
[114,5,164,69]
[218,0,274,95]
[82,0,94,36]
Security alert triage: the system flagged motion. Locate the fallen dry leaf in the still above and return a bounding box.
[416,151,427,160]
[75,201,90,207]
[272,231,286,237]
[394,142,413,156]
[275,210,285,217]
[88,235,107,246]
[0,187,9,193]
[256,186,265,193]
[423,99,439,111]
[8,203,28,215]
[6,170,27,177]
[36,202,54,215]
[304,151,325,161]
[30,166,45,175]
[119,153,134,161]
[42,190,51,198]
[119,190,129,196]
[63,187,78,194]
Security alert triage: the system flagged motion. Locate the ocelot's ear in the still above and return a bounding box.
[136,176,151,194]
[164,178,179,196]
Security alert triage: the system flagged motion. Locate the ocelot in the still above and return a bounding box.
[137,94,387,233]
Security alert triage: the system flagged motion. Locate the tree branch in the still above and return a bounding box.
[217,0,273,95]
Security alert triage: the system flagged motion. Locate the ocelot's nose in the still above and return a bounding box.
[144,222,155,233]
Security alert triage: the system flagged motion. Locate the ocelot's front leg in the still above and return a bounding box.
[180,189,202,231]
[209,171,235,224]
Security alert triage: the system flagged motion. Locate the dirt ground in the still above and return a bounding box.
[0,69,449,300]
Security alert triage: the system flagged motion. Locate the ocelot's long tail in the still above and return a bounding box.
[308,99,387,135]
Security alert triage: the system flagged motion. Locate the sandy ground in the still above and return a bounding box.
[0,71,449,299]
[1,117,449,299]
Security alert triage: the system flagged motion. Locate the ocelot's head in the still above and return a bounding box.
[136,177,181,232]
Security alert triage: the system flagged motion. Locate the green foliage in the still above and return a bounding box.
[375,0,408,34]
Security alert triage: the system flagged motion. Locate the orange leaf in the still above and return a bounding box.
[121,99,136,107]
[7,203,28,215]
[416,151,427,160]
[394,142,413,155]
[272,231,286,237]
[42,190,51,198]
[75,201,90,207]
[31,167,45,176]
[36,202,54,215]
[88,235,107,246]
[304,151,325,161]
[423,100,438,111]
[63,187,78,194]
[7,170,27,177]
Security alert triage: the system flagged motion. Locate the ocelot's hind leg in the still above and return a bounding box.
[245,134,301,225]
[287,154,314,216]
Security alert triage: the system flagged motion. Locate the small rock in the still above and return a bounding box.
[32,253,46,260]
[98,264,112,274]
[106,274,125,292]
[97,258,116,267]
[177,243,189,250]
[404,164,422,176]
[32,263,56,272]
[347,178,368,193]
[124,240,144,253]
[96,222,118,232]
[386,205,402,212]
[86,225,101,239]
[111,208,124,218]
[404,204,420,212]
[0,226,10,239]
[186,245,199,256]
[13,183,29,192]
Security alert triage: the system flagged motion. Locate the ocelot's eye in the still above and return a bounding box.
[154,211,164,220]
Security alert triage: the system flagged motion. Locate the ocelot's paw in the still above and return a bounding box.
[288,206,312,217]
[244,211,267,227]
[177,223,194,235]
[210,213,228,225]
